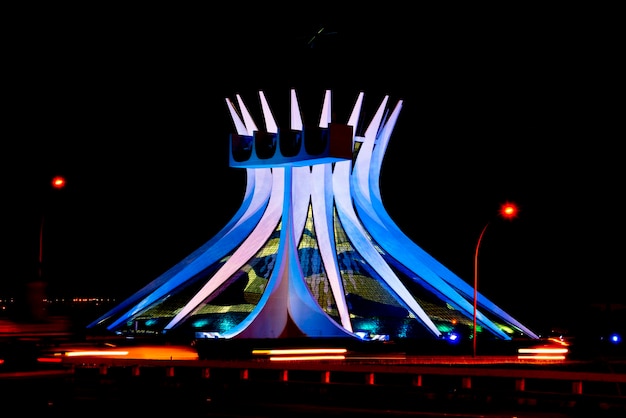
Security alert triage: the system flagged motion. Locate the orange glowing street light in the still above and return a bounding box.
[499,201,519,220]
[473,201,519,357]
[51,175,67,189]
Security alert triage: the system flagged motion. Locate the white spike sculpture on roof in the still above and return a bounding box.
[88,90,539,343]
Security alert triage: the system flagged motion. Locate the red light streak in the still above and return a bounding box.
[37,357,63,363]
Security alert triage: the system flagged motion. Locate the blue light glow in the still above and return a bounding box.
[447,332,461,344]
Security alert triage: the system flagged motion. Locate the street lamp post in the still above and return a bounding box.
[31,175,67,320]
[473,202,519,357]
[38,175,67,280]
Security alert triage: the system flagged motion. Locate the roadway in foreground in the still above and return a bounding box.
[1,327,625,415]
[0,365,620,418]
[2,339,625,417]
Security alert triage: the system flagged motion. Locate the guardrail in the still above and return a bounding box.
[48,355,625,414]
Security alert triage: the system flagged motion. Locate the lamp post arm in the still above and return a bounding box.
[474,222,490,276]
[473,221,490,357]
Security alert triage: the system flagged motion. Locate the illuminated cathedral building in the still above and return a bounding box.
[88,90,539,345]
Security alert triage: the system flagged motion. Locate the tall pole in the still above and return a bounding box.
[38,175,66,281]
[473,222,490,358]
[38,215,45,279]
[31,175,66,321]
[473,202,519,358]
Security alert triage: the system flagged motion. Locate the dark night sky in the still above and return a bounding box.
[2,5,623,333]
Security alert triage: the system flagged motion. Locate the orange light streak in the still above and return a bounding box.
[518,347,569,354]
[269,355,346,361]
[517,345,568,361]
[252,348,347,356]
[518,355,567,360]
[63,350,129,357]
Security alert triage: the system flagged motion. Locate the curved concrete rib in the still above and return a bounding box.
[164,167,286,330]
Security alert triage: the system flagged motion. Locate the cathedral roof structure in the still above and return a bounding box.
[88,90,539,344]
